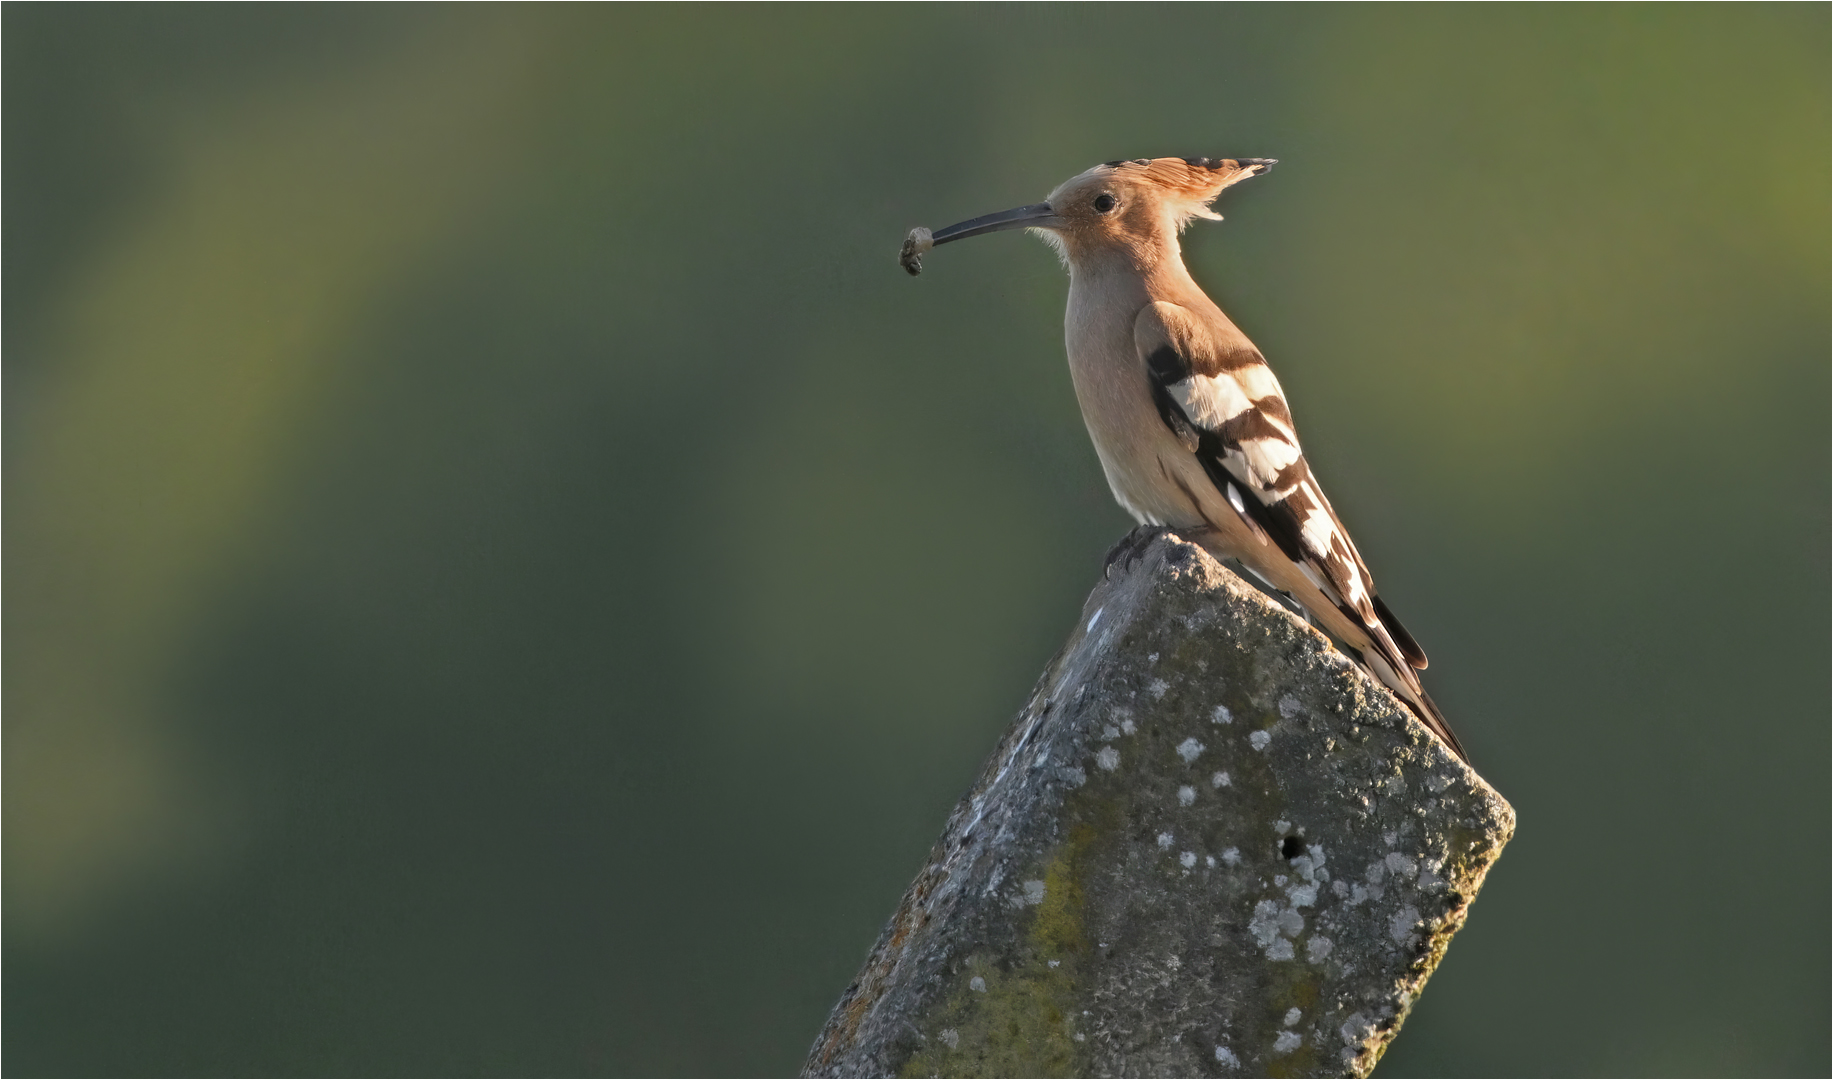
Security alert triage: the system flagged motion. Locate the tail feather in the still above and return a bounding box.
[1359,639,1468,764]
[1372,594,1428,670]
[1408,685,1466,764]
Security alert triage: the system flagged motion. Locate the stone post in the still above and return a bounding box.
[803,533,1514,1078]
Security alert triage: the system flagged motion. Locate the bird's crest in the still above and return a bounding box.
[1098,156,1275,228]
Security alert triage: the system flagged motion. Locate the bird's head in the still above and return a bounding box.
[901,156,1273,275]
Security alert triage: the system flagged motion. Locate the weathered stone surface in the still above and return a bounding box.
[803,533,1515,1079]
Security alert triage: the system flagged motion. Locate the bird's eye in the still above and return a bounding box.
[1093,193,1118,213]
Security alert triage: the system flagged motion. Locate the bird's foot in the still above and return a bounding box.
[1103,525,1173,579]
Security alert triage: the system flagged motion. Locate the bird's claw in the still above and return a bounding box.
[1103,525,1173,579]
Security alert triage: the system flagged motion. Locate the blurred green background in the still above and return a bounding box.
[5,5,1826,1076]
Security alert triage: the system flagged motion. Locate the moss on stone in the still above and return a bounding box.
[899,823,1102,1078]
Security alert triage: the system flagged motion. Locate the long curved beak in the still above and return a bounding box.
[929,202,1062,245]
[900,202,1061,276]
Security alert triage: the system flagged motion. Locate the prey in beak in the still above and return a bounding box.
[900,202,1062,275]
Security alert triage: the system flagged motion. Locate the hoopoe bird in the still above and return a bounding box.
[900,156,1466,762]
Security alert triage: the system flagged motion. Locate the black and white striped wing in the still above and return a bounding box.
[1134,302,1427,669]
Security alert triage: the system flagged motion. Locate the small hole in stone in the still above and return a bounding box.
[1281,836,1304,859]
